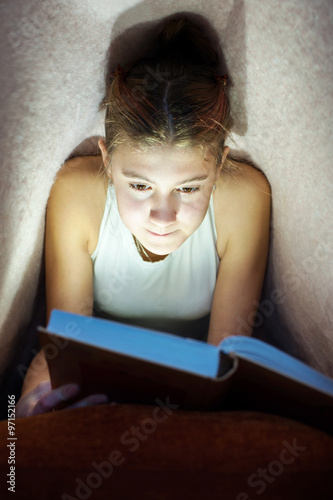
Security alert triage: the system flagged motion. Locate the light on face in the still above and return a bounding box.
[109,144,219,253]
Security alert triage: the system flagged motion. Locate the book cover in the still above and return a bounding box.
[38,310,333,434]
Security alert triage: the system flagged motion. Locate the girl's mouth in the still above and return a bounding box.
[147,229,174,237]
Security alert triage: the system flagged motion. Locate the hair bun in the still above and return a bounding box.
[156,15,219,70]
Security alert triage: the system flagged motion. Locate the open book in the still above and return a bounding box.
[38,310,333,434]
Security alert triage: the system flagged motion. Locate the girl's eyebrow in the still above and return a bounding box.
[122,171,152,183]
[122,170,208,184]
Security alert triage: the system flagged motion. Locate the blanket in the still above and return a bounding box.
[0,0,332,394]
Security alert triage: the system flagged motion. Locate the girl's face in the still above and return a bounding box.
[100,141,225,257]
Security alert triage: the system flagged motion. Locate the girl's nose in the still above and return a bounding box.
[149,194,178,227]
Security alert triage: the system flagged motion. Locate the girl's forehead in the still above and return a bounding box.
[112,143,214,165]
[111,145,216,185]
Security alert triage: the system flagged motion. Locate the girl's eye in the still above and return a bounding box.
[129,183,150,191]
[129,184,199,194]
[179,187,199,194]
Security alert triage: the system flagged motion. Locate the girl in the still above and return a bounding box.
[16,15,271,417]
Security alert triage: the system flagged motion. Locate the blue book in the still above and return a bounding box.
[38,309,333,434]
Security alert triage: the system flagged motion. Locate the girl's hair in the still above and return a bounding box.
[104,15,232,169]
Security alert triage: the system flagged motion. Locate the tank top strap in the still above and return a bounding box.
[91,182,116,261]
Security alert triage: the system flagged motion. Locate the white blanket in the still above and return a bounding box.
[0,0,332,381]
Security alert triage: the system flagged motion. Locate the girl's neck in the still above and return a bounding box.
[132,235,169,262]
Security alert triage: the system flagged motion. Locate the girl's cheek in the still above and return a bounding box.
[119,196,146,224]
[181,196,209,220]
[127,197,146,215]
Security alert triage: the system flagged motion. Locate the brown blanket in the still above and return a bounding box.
[1,405,332,499]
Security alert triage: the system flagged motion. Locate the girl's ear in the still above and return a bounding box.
[216,146,229,176]
[98,139,108,164]
[98,139,112,178]
[221,146,229,170]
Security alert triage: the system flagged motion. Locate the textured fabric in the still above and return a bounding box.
[0,1,333,380]
[1,405,332,499]
[91,184,219,340]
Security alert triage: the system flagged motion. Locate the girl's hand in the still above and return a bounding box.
[16,380,109,418]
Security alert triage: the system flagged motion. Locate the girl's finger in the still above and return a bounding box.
[16,380,53,418]
[31,383,81,416]
[65,393,109,410]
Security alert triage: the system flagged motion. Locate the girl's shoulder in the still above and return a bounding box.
[213,161,271,257]
[216,160,271,199]
[55,154,107,189]
[48,155,108,254]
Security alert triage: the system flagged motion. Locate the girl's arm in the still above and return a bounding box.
[207,166,271,345]
[17,158,108,416]
[44,158,101,322]
[21,161,94,395]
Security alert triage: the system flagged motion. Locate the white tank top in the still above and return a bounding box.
[91,184,220,340]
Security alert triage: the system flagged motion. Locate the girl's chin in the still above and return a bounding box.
[137,229,188,256]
